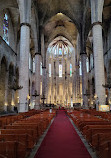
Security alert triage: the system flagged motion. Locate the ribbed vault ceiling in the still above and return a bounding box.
[0,0,111,48]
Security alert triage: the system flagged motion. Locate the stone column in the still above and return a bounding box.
[90,0,105,108]
[51,59,54,104]
[73,72,76,103]
[76,39,87,107]
[56,58,59,105]
[90,75,94,107]
[41,32,47,104]
[76,66,80,102]
[81,53,88,108]
[42,67,46,103]
[35,53,41,109]
[18,0,31,112]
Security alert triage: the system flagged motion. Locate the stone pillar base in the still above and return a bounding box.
[18,103,28,112]
[34,104,40,110]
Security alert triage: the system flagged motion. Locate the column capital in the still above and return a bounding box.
[91,21,102,29]
[20,23,31,28]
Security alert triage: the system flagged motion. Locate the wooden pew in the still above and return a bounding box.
[0,154,7,158]
[67,109,111,158]
[78,121,111,131]
[85,128,111,143]
[0,129,36,144]
[5,124,40,142]
[97,141,111,158]
[12,121,48,136]
[0,134,34,150]
[0,110,55,158]
[92,133,111,150]
[0,141,16,158]
[83,125,111,135]
[0,141,26,158]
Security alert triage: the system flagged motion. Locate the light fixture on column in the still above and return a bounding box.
[102,84,111,89]
[9,78,23,91]
[32,90,39,97]
[102,77,111,89]
[41,94,46,106]
[32,90,40,108]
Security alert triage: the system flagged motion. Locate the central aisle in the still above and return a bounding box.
[35,110,91,158]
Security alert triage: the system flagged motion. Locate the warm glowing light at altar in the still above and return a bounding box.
[11,100,15,106]
[99,105,110,112]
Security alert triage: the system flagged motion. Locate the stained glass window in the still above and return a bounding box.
[59,64,62,77]
[64,47,67,55]
[79,61,82,76]
[49,64,51,77]
[86,57,89,73]
[59,48,62,55]
[55,48,57,55]
[33,58,35,73]
[70,64,72,77]
[3,13,9,45]
[29,53,31,70]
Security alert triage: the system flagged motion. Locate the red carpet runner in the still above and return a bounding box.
[35,110,91,158]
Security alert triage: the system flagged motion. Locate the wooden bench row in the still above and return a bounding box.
[0,109,45,129]
[0,141,26,158]
[80,109,111,121]
[0,110,56,158]
[67,109,111,158]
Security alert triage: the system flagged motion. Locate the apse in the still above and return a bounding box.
[46,36,76,107]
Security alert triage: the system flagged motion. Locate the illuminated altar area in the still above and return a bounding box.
[46,36,82,107]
